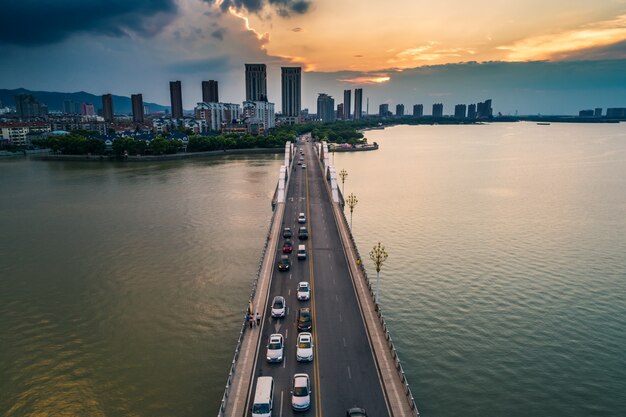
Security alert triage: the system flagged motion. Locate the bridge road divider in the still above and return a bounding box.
[217,141,295,417]
[314,142,421,417]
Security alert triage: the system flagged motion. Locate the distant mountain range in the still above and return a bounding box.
[0,88,169,114]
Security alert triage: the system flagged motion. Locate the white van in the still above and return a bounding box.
[252,376,274,417]
[297,244,306,260]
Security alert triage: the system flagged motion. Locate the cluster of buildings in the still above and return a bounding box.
[379,99,494,119]
[578,107,626,118]
[315,88,364,123]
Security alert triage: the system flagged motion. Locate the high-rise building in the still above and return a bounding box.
[454,104,467,119]
[131,94,144,123]
[594,108,602,117]
[606,108,626,118]
[413,104,423,117]
[432,103,443,117]
[202,80,219,103]
[467,104,477,119]
[379,103,389,117]
[245,64,268,101]
[343,90,351,120]
[81,102,95,116]
[579,109,594,117]
[243,100,276,130]
[476,99,493,118]
[354,88,363,120]
[395,104,404,117]
[102,94,114,122]
[281,67,301,120]
[170,81,183,119]
[317,93,335,123]
[63,100,75,114]
[15,94,47,118]
[337,103,344,120]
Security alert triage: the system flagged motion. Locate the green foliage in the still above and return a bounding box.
[33,133,104,155]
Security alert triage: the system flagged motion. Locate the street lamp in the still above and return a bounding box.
[369,242,388,306]
[345,193,358,230]
[339,169,348,195]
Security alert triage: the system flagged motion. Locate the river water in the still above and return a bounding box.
[1,123,625,416]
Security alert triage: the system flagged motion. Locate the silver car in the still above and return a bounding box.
[266,333,284,363]
[291,373,311,411]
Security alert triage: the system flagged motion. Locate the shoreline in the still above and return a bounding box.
[30,147,285,162]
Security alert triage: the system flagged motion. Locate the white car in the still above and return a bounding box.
[297,281,310,300]
[271,296,286,318]
[298,213,306,223]
[296,332,313,362]
[266,333,284,363]
[301,164,306,169]
[291,373,311,411]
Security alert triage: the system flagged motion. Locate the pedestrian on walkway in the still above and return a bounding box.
[249,314,253,329]
[256,312,261,326]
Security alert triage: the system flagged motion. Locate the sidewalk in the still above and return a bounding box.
[221,202,285,417]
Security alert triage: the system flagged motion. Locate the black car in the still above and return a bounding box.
[283,227,292,238]
[347,408,367,417]
[297,307,312,331]
[278,255,291,271]
[298,226,308,240]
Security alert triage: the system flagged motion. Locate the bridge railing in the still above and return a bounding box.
[332,176,421,417]
[217,199,278,417]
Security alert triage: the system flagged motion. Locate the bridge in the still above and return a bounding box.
[218,134,419,417]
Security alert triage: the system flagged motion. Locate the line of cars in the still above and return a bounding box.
[252,209,314,416]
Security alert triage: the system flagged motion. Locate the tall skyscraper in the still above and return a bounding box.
[170,81,183,119]
[15,94,47,118]
[102,94,114,122]
[354,88,363,120]
[131,94,144,123]
[317,93,336,123]
[395,104,404,117]
[245,64,267,101]
[432,103,443,117]
[413,104,423,117]
[467,104,477,119]
[337,103,344,120]
[454,104,467,119]
[343,90,351,120]
[281,67,301,120]
[379,103,389,117]
[202,80,219,103]
[476,99,493,118]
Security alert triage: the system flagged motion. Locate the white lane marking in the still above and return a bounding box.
[347,366,352,379]
[288,289,291,296]
[343,337,347,347]
[336,294,339,302]
[283,358,286,368]
[280,391,284,417]
[333,278,336,285]
[339,313,342,322]
[286,328,288,339]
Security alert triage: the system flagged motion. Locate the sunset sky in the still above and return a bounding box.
[1,0,625,114]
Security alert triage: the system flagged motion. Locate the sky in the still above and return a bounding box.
[1,0,626,115]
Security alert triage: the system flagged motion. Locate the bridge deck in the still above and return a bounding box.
[221,135,415,417]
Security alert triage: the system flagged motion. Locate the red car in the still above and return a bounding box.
[282,240,293,253]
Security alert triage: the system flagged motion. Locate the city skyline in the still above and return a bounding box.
[0,1,625,114]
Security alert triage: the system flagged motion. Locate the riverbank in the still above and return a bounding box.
[32,147,284,162]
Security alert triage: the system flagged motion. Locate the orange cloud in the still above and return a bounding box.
[338,75,391,84]
[497,14,626,61]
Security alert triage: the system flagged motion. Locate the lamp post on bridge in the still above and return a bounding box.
[345,193,358,230]
[369,242,388,306]
[339,169,348,196]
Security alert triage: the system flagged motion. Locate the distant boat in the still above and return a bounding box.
[537,122,551,125]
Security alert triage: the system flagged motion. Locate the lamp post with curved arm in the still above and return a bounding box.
[345,193,358,230]
[339,169,348,195]
[369,242,388,306]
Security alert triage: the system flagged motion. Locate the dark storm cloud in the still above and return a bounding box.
[210,0,311,16]
[0,0,177,46]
